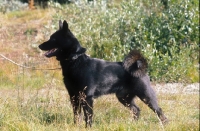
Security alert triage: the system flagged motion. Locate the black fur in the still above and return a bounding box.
[123,50,148,78]
[39,20,168,127]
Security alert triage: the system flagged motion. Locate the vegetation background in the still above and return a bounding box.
[0,0,199,131]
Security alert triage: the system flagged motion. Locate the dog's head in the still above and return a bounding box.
[39,20,86,60]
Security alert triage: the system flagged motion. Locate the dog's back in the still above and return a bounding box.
[60,54,128,96]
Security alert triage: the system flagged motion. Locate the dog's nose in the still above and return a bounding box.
[38,44,42,49]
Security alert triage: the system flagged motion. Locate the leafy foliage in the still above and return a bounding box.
[0,0,28,13]
[47,0,198,82]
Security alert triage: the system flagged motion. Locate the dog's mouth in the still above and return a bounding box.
[44,48,58,57]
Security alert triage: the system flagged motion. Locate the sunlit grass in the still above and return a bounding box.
[0,88,199,131]
[2,9,54,26]
[0,57,62,89]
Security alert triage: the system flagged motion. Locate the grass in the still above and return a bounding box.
[0,87,199,131]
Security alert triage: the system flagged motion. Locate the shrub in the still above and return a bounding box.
[126,0,199,82]
[0,0,28,13]
[44,0,199,82]
[47,0,198,82]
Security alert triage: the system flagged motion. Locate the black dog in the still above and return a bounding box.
[39,20,167,127]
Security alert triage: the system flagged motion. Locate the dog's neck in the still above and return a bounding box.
[56,52,86,62]
[56,45,87,61]
[59,54,88,74]
[65,53,85,61]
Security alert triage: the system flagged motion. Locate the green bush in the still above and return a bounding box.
[0,0,28,13]
[46,0,198,83]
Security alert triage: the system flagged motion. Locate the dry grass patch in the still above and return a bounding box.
[0,86,199,131]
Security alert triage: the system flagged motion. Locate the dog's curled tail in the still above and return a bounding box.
[123,50,148,78]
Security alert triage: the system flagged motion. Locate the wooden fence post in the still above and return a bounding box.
[28,0,35,9]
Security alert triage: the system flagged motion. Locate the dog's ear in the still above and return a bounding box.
[77,47,86,54]
[63,20,69,32]
[59,20,63,30]
[71,46,86,60]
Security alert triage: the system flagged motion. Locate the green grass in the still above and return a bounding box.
[0,88,199,131]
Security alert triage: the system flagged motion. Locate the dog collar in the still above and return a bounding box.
[65,53,85,61]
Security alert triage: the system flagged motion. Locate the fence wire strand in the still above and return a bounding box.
[0,54,61,70]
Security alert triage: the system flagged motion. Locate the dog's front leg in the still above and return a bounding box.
[82,95,93,127]
[70,95,82,125]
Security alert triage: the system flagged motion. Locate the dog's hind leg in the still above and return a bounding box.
[136,86,168,124]
[116,92,140,120]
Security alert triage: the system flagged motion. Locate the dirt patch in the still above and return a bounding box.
[154,83,199,94]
